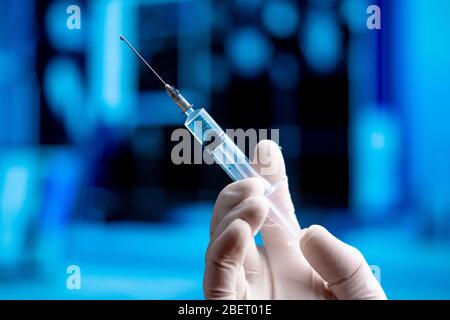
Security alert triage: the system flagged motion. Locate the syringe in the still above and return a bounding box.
[120,35,301,240]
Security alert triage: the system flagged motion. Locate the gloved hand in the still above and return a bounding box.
[203,140,387,300]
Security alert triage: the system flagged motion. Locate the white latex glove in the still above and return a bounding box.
[204,140,387,300]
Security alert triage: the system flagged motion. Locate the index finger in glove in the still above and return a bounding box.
[210,177,265,237]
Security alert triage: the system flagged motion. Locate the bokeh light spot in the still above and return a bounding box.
[45,1,83,51]
[371,132,386,150]
[262,0,300,38]
[300,10,342,74]
[227,27,273,78]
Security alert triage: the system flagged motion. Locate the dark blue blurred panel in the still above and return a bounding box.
[0,1,38,145]
[395,0,450,238]
[40,150,83,230]
[0,150,39,269]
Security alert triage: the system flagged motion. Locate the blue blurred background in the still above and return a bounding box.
[1,0,450,299]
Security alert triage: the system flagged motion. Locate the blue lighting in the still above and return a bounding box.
[227,27,273,78]
[269,53,300,90]
[340,0,368,33]
[353,109,400,216]
[233,0,262,10]
[370,132,385,150]
[193,53,212,91]
[0,50,19,87]
[1,166,29,215]
[195,55,230,92]
[300,9,342,74]
[397,0,450,221]
[0,152,37,266]
[41,151,82,231]
[262,0,300,38]
[43,57,86,141]
[1,0,450,300]
[45,1,83,51]
[310,0,336,6]
[44,57,81,113]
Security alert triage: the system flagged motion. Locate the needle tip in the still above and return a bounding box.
[119,34,167,86]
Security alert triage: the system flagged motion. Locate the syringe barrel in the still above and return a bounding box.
[185,108,259,180]
[184,108,301,240]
